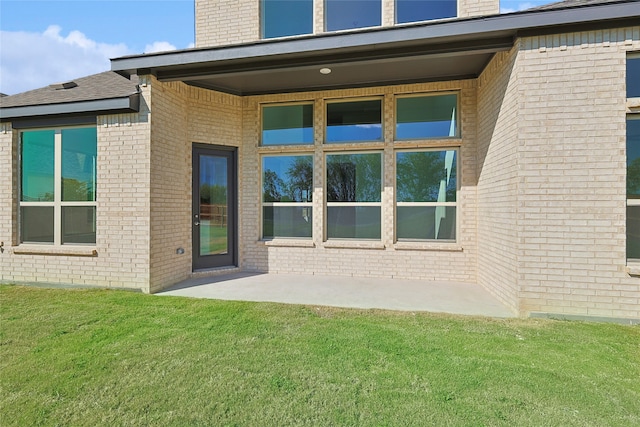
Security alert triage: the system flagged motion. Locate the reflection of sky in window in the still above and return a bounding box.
[263,128,314,145]
[325,0,381,31]
[262,104,313,145]
[263,156,297,181]
[21,130,55,201]
[396,0,457,24]
[627,57,640,98]
[200,156,227,188]
[326,124,383,142]
[396,95,457,139]
[262,0,313,38]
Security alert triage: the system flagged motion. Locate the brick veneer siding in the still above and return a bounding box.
[148,77,242,293]
[195,0,499,48]
[476,46,521,313]
[514,28,640,319]
[0,82,153,291]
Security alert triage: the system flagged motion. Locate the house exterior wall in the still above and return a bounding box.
[240,81,478,282]
[195,0,499,48]
[0,82,154,291]
[514,27,640,319]
[476,46,521,313]
[148,78,242,293]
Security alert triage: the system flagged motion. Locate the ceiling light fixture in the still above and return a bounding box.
[319,67,332,75]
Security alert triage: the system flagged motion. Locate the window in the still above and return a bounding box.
[262,103,314,145]
[326,153,382,239]
[628,117,640,260]
[326,99,382,143]
[261,0,313,39]
[396,0,456,24]
[396,150,457,241]
[262,155,313,238]
[325,0,381,31]
[396,93,458,140]
[20,127,97,244]
[627,55,640,98]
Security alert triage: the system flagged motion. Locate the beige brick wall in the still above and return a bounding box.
[147,78,243,292]
[515,28,640,319]
[195,0,499,48]
[476,46,520,313]
[1,81,153,291]
[240,81,478,282]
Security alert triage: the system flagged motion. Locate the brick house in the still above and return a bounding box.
[1,0,639,321]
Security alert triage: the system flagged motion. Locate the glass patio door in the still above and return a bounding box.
[192,145,237,270]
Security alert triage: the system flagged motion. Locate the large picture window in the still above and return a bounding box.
[262,103,314,145]
[261,0,313,39]
[20,127,97,244]
[396,93,458,140]
[325,0,381,31]
[396,0,456,24]
[326,99,382,143]
[326,152,382,239]
[262,155,313,238]
[396,150,457,241]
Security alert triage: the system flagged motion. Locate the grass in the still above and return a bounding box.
[1,285,639,427]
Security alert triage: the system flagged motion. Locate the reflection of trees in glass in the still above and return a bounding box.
[200,184,227,204]
[263,156,313,202]
[327,154,381,202]
[397,152,456,202]
[629,157,640,197]
[62,178,95,201]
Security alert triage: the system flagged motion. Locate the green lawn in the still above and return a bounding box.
[1,285,639,427]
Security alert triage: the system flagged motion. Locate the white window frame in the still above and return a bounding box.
[19,126,97,246]
[260,153,314,240]
[324,150,383,241]
[395,147,459,243]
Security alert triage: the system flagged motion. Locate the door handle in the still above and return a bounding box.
[194,221,200,226]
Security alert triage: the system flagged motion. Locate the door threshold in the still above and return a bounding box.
[191,266,240,279]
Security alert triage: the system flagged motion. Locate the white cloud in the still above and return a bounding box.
[500,2,538,13]
[144,41,177,54]
[0,26,179,95]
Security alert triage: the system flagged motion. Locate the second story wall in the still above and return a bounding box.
[195,0,500,48]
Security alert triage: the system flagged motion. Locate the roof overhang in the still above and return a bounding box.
[0,94,140,121]
[111,1,640,96]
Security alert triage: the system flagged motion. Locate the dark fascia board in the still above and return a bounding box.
[111,1,640,74]
[0,94,139,121]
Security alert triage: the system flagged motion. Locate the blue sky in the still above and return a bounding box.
[1,0,553,95]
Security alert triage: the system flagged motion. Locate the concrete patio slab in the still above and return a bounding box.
[157,272,516,318]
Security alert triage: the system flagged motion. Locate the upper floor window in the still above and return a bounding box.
[20,127,97,245]
[396,93,458,140]
[325,0,381,31]
[396,0,457,24]
[262,103,314,145]
[261,0,313,39]
[326,99,383,143]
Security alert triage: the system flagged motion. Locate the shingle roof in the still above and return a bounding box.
[0,71,139,109]
[527,0,635,11]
